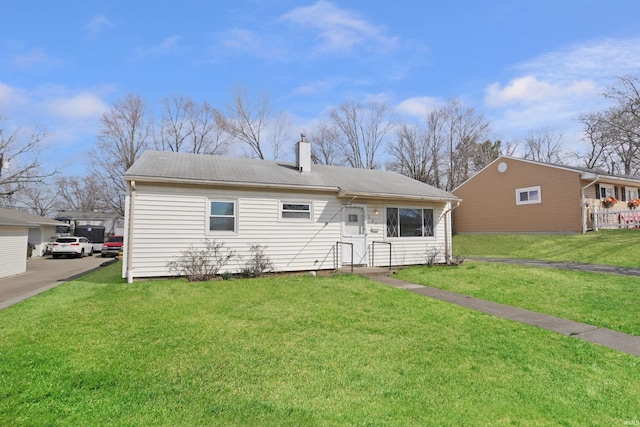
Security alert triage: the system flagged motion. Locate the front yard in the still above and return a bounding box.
[1,261,639,426]
[453,229,640,268]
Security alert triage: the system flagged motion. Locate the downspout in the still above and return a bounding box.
[442,200,461,264]
[126,180,136,283]
[581,176,599,234]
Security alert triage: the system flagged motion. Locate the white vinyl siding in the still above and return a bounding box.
[125,186,343,277]
[0,227,28,278]
[123,185,453,278]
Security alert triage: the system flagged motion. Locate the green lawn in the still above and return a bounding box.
[395,261,640,336]
[1,262,639,426]
[453,229,640,268]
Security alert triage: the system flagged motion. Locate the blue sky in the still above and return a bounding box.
[2,0,640,173]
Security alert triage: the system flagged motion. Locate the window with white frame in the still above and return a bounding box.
[386,207,434,238]
[599,184,614,199]
[209,200,236,232]
[280,202,312,221]
[516,186,541,205]
[625,187,638,201]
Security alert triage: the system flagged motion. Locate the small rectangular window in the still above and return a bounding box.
[281,202,311,220]
[516,186,541,205]
[210,200,236,232]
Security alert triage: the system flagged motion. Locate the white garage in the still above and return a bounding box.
[0,225,29,278]
[0,208,67,279]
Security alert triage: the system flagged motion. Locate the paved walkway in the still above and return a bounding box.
[468,257,640,277]
[359,267,640,358]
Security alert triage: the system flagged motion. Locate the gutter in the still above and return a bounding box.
[126,176,460,204]
[125,176,339,194]
[441,201,461,264]
[126,180,136,283]
[581,175,599,234]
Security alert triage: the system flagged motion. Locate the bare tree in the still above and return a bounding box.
[155,95,231,155]
[0,114,56,205]
[56,175,108,212]
[442,99,490,191]
[578,75,640,175]
[306,123,342,165]
[188,101,231,155]
[13,182,58,216]
[578,111,613,169]
[387,124,433,182]
[216,86,288,160]
[90,94,152,214]
[523,128,566,164]
[330,99,395,169]
[154,95,194,152]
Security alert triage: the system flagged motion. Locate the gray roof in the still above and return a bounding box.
[55,211,122,221]
[0,207,67,228]
[125,150,459,202]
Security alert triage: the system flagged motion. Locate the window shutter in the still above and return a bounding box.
[615,186,619,200]
[621,186,626,202]
[595,184,600,199]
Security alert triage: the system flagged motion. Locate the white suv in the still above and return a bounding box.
[51,236,94,258]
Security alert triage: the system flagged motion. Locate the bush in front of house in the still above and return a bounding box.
[240,243,274,278]
[167,239,235,281]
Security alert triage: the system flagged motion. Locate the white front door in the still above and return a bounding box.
[342,205,367,265]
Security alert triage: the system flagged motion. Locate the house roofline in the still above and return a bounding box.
[453,156,640,192]
[126,175,460,203]
[126,175,346,193]
[337,189,460,203]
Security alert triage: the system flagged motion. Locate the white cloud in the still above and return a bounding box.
[135,35,184,58]
[210,28,287,62]
[485,76,595,107]
[481,36,640,151]
[84,14,113,39]
[281,0,398,55]
[47,92,109,119]
[0,82,28,108]
[396,96,440,118]
[12,48,52,68]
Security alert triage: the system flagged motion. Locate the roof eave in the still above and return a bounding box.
[338,189,460,203]
[580,172,640,186]
[125,175,340,193]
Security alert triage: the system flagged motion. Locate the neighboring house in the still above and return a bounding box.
[122,141,460,281]
[0,207,67,278]
[55,210,125,252]
[453,156,640,234]
[55,211,125,236]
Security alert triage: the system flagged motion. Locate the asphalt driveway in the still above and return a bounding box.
[0,255,115,310]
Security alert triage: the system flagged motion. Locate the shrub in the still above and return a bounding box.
[424,247,441,267]
[167,239,235,281]
[242,244,274,278]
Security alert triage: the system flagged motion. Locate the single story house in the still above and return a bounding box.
[452,156,640,233]
[55,210,125,236]
[0,207,67,278]
[122,140,460,281]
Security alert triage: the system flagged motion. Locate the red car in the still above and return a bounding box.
[101,235,123,258]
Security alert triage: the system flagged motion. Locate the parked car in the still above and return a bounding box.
[44,236,58,255]
[101,235,123,258]
[51,236,94,258]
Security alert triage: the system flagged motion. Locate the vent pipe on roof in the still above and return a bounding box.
[296,134,311,173]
